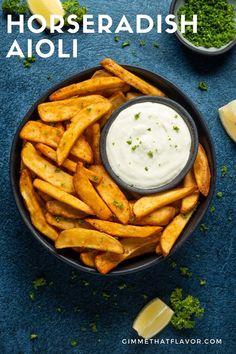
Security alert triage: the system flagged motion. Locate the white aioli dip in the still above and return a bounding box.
[106,102,192,189]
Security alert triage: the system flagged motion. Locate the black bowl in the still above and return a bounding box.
[100,96,199,195]
[170,0,236,56]
[10,65,216,276]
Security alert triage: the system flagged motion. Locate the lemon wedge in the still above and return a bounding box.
[219,99,236,143]
[133,298,174,339]
[27,0,65,29]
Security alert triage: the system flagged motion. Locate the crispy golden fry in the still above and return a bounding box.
[33,179,94,215]
[160,211,194,256]
[156,243,162,255]
[90,123,101,164]
[80,250,99,268]
[20,121,63,148]
[133,186,196,219]
[90,165,131,224]
[194,144,211,196]
[38,95,105,122]
[22,143,74,194]
[74,163,112,220]
[46,200,86,219]
[50,77,126,101]
[45,213,91,230]
[38,190,52,202]
[91,69,130,96]
[57,101,111,165]
[55,228,124,254]
[92,69,113,78]
[70,134,93,163]
[85,219,162,237]
[181,170,200,214]
[135,206,177,226]
[101,58,165,96]
[126,92,143,100]
[95,235,159,274]
[20,169,58,241]
[100,91,127,127]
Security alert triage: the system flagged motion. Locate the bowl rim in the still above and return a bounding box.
[100,96,199,194]
[10,64,216,276]
[169,0,236,56]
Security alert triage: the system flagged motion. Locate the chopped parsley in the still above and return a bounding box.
[23,56,36,69]
[118,283,127,290]
[114,35,120,42]
[147,128,152,131]
[70,339,78,347]
[87,107,92,112]
[210,206,216,213]
[199,279,206,286]
[90,322,98,332]
[121,41,131,48]
[113,200,124,209]
[173,126,180,133]
[2,0,28,15]
[102,292,110,300]
[198,82,208,91]
[63,1,87,27]
[30,333,38,341]
[153,41,159,48]
[170,261,177,269]
[92,176,98,182]
[29,292,35,301]
[216,191,223,199]
[147,151,153,158]
[179,266,192,278]
[32,277,47,289]
[221,165,228,177]
[142,293,148,300]
[134,112,141,120]
[170,288,204,330]
[139,40,146,47]
[47,74,52,81]
[200,223,208,232]
[56,305,64,313]
[54,168,61,173]
[131,145,139,152]
[126,140,132,145]
[145,166,148,171]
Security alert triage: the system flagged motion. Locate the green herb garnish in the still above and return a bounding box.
[30,333,38,341]
[23,56,36,69]
[179,266,192,278]
[153,41,159,48]
[113,200,124,209]
[147,128,152,131]
[173,126,180,133]
[2,0,28,15]
[147,151,153,158]
[134,112,141,120]
[90,322,97,332]
[131,145,139,152]
[118,283,127,290]
[29,292,35,301]
[121,41,131,48]
[70,339,78,347]
[221,165,228,177]
[114,35,120,42]
[199,279,206,286]
[63,1,87,27]
[170,288,204,329]
[139,40,146,47]
[126,140,132,145]
[32,277,47,289]
[145,166,148,171]
[216,191,223,199]
[200,223,208,232]
[198,82,208,91]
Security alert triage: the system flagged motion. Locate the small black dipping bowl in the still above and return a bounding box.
[100,96,199,195]
[10,65,216,276]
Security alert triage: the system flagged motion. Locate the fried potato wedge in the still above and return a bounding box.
[91,69,130,96]
[126,92,143,100]
[46,200,86,219]
[70,134,93,163]
[80,250,99,268]
[101,58,165,96]
[135,206,177,226]
[181,170,200,214]
[100,91,127,127]
[160,211,194,256]
[50,77,126,101]
[85,219,162,237]
[20,121,63,148]
[22,143,74,193]
[57,101,111,165]
[133,186,196,218]
[95,235,159,274]
[89,165,131,224]
[74,163,112,220]
[88,123,101,164]
[55,228,124,254]
[194,144,211,196]
[20,169,58,241]
[38,95,105,122]
[33,179,94,215]
[45,213,91,230]
[92,69,113,78]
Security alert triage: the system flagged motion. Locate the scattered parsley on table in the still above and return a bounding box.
[198,82,208,91]
[63,1,87,27]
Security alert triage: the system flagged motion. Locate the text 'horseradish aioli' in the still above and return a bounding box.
[106,102,192,189]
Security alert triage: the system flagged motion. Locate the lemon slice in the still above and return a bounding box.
[219,99,236,143]
[133,298,174,339]
[27,0,65,29]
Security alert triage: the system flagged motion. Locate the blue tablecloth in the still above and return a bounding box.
[0,1,235,353]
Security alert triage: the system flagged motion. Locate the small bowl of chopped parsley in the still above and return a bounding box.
[170,0,236,55]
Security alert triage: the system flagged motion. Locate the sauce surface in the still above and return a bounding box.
[106,102,192,189]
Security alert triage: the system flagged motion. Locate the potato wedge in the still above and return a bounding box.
[74,163,112,220]
[55,228,124,254]
[88,123,101,164]
[135,206,177,226]
[19,169,58,241]
[100,91,127,127]
[70,134,93,163]
[181,170,200,214]
[89,165,131,224]
[92,69,113,78]
[126,92,143,100]
[46,200,86,219]
[85,219,162,237]
[91,69,130,97]
[45,213,91,230]
[22,143,74,194]
[160,211,194,256]
[57,101,111,165]
[33,179,94,215]
[194,144,211,196]
[95,235,159,274]
[20,121,63,148]
[80,250,99,268]
[38,95,105,122]
[50,77,126,101]
[133,186,196,219]
[101,58,165,96]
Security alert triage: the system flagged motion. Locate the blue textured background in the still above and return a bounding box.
[0,1,236,353]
